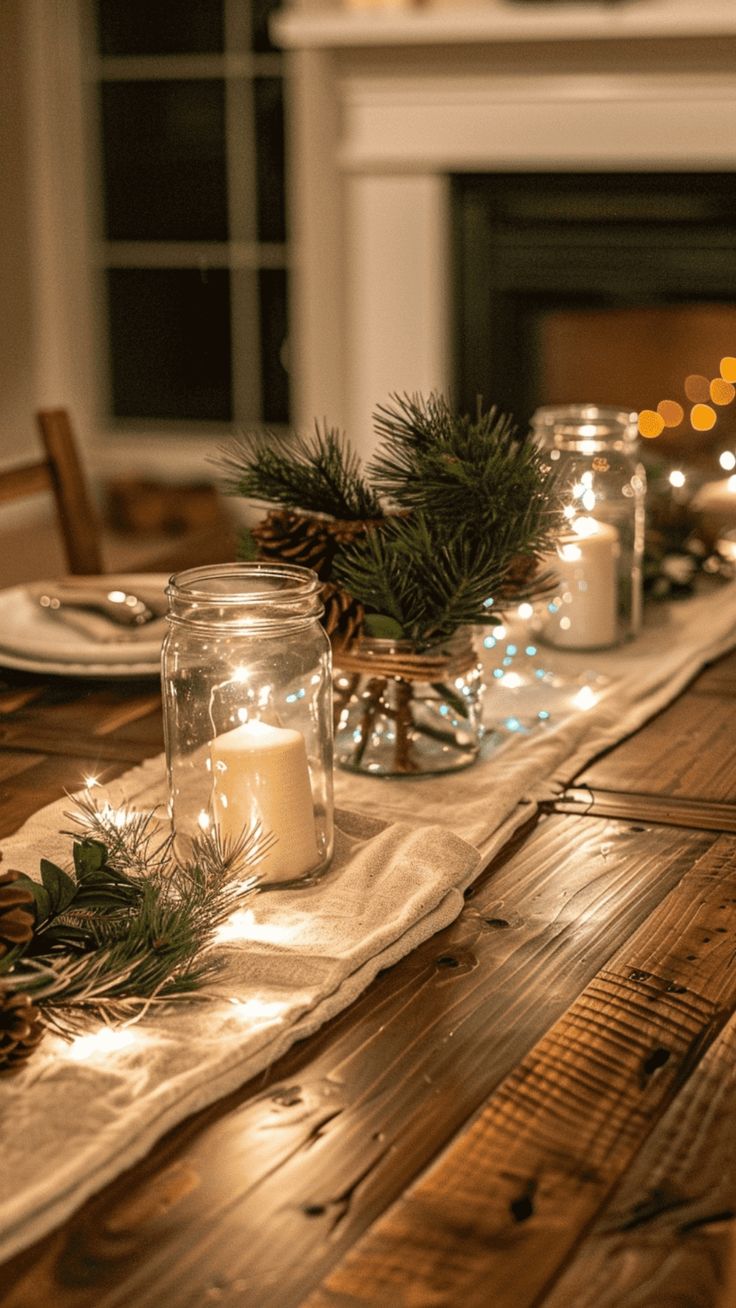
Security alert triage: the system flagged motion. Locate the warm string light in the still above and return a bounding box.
[638,355,736,439]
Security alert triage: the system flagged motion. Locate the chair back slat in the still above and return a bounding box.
[36,410,103,574]
[0,462,54,505]
[0,410,103,575]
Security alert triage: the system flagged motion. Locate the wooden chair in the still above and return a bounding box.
[0,409,102,574]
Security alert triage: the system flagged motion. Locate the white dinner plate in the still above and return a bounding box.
[0,574,168,676]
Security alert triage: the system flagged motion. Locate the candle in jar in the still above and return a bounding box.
[210,718,319,883]
[544,516,619,650]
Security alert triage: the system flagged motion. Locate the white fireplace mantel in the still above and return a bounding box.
[273,1,736,455]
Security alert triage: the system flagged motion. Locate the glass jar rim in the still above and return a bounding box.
[166,561,322,606]
[532,404,638,442]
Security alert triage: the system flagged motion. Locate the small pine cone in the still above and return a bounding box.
[251,509,333,579]
[0,869,35,959]
[0,990,45,1073]
[321,582,365,651]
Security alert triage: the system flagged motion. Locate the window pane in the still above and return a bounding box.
[107,268,232,421]
[254,78,286,243]
[101,81,227,241]
[259,269,290,424]
[97,0,224,56]
[251,0,279,54]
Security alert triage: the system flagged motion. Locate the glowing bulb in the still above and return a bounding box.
[67,1027,138,1061]
[579,425,597,438]
[729,476,736,494]
[563,504,576,520]
[573,685,599,711]
[572,482,585,499]
[83,775,99,789]
[231,666,249,684]
[580,440,596,456]
[669,470,686,489]
[581,490,597,511]
[197,810,210,831]
[719,451,736,471]
[106,590,127,604]
[227,997,288,1024]
[237,707,249,723]
[499,672,524,689]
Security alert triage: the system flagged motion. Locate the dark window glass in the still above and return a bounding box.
[254,79,286,243]
[97,0,224,56]
[259,269,290,424]
[101,81,227,241]
[251,0,279,54]
[107,268,232,421]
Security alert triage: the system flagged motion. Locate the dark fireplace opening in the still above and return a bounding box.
[452,173,736,457]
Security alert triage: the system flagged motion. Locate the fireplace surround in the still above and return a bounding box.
[275,1,736,458]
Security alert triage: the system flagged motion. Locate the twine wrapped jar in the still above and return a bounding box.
[333,631,484,776]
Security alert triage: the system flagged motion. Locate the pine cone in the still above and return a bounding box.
[251,510,334,579]
[0,869,35,959]
[321,582,365,651]
[251,510,376,582]
[0,990,45,1073]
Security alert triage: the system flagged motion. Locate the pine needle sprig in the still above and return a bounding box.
[3,798,272,1043]
[334,513,530,650]
[369,392,564,554]
[217,421,381,520]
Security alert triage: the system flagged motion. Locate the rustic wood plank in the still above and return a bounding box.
[299,833,736,1308]
[550,786,736,833]
[578,694,736,801]
[539,1011,736,1308]
[0,755,135,840]
[691,647,736,697]
[0,815,717,1308]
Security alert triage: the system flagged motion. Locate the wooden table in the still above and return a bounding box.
[0,649,734,1307]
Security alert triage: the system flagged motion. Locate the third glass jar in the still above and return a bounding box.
[531,404,646,650]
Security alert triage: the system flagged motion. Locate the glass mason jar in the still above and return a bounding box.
[333,632,484,776]
[531,404,646,650]
[161,563,333,889]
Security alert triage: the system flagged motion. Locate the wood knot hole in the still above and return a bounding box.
[510,1193,535,1223]
[303,1204,326,1218]
[485,918,510,929]
[436,955,460,969]
[642,1046,671,1077]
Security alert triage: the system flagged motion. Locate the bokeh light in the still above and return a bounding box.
[719,450,736,471]
[657,399,684,428]
[720,357,736,383]
[669,470,686,488]
[710,378,736,406]
[637,409,665,439]
[690,403,717,431]
[684,374,711,403]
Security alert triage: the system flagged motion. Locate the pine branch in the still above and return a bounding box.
[6,798,272,1039]
[334,514,522,650]
[216,421,381,520]
[369,392,564,558]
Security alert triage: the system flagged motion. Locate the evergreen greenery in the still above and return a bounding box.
[1,795,267,1041]
[220,391,565,650]
[218,420,381,520]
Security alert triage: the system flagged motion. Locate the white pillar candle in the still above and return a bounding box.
[210,719,319,884]
[543,516,619,650]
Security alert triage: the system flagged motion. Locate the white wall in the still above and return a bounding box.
[0,0,43,470]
